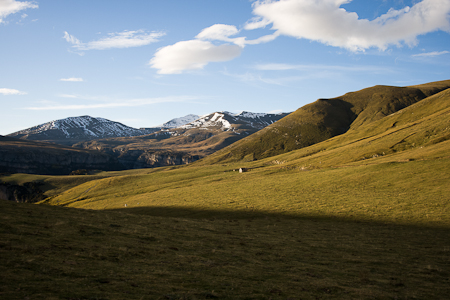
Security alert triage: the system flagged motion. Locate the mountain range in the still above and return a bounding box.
[7,115,194,145]
[3,111,288,173]
[2,79,450,175]
[2,79,450,300]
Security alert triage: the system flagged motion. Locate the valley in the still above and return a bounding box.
[3,111,287,173]
[1,79,450,299]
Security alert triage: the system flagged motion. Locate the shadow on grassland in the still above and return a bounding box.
[2,201,450,299]
[113,205,450,229]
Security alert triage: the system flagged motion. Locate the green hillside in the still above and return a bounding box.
[31,81,450,226]
[201,80,450,164]
[1,79,450,299]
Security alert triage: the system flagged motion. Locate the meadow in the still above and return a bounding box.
[1,152,449,299]
[1,82,450,299]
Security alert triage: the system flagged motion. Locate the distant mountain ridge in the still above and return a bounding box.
[8,111,287,146]
[180,111,287,132]
[5,111,288,172]
[3,80,450,174]
[8,116,149,145]
[73,111,288,169]
[159,114,200,128]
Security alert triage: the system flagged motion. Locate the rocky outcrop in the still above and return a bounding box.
[114,149,200,169]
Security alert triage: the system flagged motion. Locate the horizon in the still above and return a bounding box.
[1,0,450,135]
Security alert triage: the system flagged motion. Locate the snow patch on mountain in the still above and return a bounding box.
[181,112,232,130]
[179,111,287,131]
[9,116,147,140]
[159,114,200,128]
[234,111,269,118]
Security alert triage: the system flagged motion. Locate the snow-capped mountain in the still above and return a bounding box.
[160,114,200,128]
[180,111,287,131]
[8,111,289,147]
[8,116,149,144]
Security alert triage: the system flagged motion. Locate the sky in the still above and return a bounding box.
[1,0,450,135]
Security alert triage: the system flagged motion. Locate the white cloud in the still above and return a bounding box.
[195,24,247,47]
[244,16,272,30]
[63,32,82,46]
[0,0,37,23]
[251,0,450,51]
[59,77,84,82]
[150,0,450,74]
[150,23,281,74]
[268,109,284,114]
[0,88,27,95]
[64,30,165,51]
[195,23,279,47]
[412,50,450,57]
[150,39,242,74]
[24,96,200,110]
[196,24,241,41]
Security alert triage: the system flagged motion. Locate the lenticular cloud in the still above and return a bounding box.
[150,40,242,74]
[250,0,450,51]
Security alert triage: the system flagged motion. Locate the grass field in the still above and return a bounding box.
[1,152,449,299]
[1,81,450,299]
[1,199,449,299]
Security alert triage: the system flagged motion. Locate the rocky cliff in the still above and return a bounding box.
[114,149,200,169]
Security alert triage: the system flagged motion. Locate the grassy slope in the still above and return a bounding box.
[1,81,450,299]
[38,86,450,226]
[202,80,450,163]
[2,200,449,299]
[2,199,450,300]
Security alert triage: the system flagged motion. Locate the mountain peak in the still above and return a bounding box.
[159,114,200,128]
[8,116,147,144]
[180,111,288,131]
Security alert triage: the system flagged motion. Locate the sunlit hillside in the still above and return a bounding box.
[201,80,450,163]
[2,80,450,299]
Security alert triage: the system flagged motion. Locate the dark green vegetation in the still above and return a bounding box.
[1,80,450,299]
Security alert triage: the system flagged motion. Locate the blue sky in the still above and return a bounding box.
[1,0,450,135]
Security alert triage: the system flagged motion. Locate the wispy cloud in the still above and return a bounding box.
[0,88,27,95]
[195,24,279,48]
[412,50,450,57]
[0,0,37,23]
[250,0,450,52]
[254,63,391,73]
[59,77,84,82]
[24,96,202,110]
[223,62,394,87]
[151,0,450,74]
[268,109,284,114]
[63,30,165,52]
